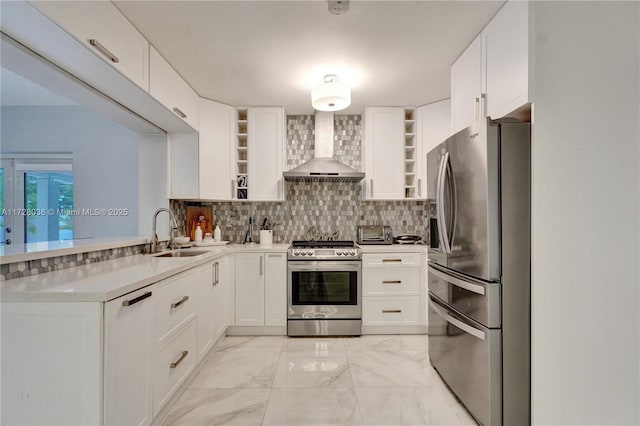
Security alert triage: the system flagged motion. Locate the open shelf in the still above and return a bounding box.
[404,108,417,198]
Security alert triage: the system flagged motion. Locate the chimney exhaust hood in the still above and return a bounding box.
[283,112,365,183]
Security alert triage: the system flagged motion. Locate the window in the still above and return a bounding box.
[1,156,74,245]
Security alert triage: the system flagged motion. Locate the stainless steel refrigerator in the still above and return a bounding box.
[427,118,530,426]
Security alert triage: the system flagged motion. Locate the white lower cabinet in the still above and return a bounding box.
[235,252,287,328]
[362,252,425,330]
[0,257,233,425]
[104,286,156,426]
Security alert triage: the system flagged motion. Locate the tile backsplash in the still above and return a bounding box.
[171,115,428,243]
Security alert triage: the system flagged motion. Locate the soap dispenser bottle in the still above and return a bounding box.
[214,224,222,242]
[195,224,203,243]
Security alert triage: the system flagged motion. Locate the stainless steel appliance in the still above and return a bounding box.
[427,118,531,426]
[356,225,393,245]
[287,240,362,336]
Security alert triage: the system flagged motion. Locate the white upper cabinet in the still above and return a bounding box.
[149,46,200,131]
[416,99,451,199]
[199,99,236,200]
[450,34,484,134]
[484,0,531,120]
[247,107,285,201]
[451,0,531,133]
[33,0,150,91]
[362,107,405,200]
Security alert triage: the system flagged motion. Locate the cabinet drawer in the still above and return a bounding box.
[156,271,195,342]
[362,296,420,325]
[363,267,420,296]
[153,319,196,416]
[362,253,421,266]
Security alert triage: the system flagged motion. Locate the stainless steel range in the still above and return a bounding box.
[287,240,362,336]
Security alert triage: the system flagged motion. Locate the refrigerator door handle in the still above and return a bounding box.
[437,152,452,254]
[429,265,485,295]
[429,296,486,341]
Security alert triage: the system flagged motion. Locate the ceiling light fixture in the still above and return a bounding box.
[311,74,351,112]
[328,0,349,15]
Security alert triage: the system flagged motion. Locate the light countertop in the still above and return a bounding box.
[1,244,288,303]
[1,241,428,304]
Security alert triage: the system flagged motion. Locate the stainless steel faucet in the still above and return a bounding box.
[151,208,179,253]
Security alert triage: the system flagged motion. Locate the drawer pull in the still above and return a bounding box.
[122,291,152,307]
[382,309,402,314]
[382,259,402,263]
[170,350,188,369]
[172,107,187,119]
[382,280,402,284]
[88,39,119,63]
[171,295,189,309]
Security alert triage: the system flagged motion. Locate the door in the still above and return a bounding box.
[235,253,265,326]
[428,295,501,426]
[427,119,500,281]
[0,159,14,245]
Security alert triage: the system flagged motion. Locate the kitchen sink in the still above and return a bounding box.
[153,250,210,258]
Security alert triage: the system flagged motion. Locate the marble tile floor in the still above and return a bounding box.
[161,335,478,426]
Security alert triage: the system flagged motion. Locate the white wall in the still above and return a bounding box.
[531,2,639,424]
[138,133,169,239]
[1,105,140,238]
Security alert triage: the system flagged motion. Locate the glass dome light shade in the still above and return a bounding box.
[311,78,351,112]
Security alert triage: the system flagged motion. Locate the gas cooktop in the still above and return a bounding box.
[288,240,360,260]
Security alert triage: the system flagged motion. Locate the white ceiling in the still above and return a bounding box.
[114,0,505,114]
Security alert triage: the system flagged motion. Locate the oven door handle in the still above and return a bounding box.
[288,262,361,271]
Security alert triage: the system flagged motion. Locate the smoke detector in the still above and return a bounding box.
[328,0,349,15]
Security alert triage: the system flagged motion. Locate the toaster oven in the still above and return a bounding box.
[357,226,393,245]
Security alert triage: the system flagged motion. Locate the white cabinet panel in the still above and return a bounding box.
[264,253,287,326]
[484,0,530,119]
[363,253,421,266]
[363,296,420,326]
[235,253,265,326]
[363,107,405,200]
[155,271,195,343]
[104,286,155,426]
[153,319,196,416]
[150,46,199,130]
[451,34,483,134]
[199,99,236,200]
[416,99,451,199]
[363,267,420,296]
[33,0,150,91]
[213,256,229,337]
[247,107,285,201]
[194,263,215,362]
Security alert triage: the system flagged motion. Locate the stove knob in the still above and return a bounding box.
[337,251,343,256]
[293,250,300,256]
[306,251,313,256]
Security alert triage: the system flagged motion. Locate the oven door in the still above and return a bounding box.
[288,260,361,319]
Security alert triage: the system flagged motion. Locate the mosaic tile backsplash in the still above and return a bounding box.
[171,115,428,244]
[1,243,147,281]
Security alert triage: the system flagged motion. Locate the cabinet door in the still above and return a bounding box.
[363,107,404,200]
[194,263,215,362]
[484,0,530,119]
[264,253,287,326]
[416,100,451,199]
[451,34,483,134]
[248,107,285,201]
[235,253,265,326]
[104,287,155,426]
[33,1,149,91]
[199,99,236,200]
[212,256,229,339]
[149,46,199,130]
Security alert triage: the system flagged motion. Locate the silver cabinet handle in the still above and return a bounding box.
[122,291,152,307]
[370,179,374,197]
[170,350,188,369]
[212,263,216,286]
[382,309,402,313]
[418,179,422,197]
[480,93,486,119]
[171,295,189,309]
[89,39,119,63]
[474,97,479,122]
[172,107,187,119]
[231,179,235,199]
[382,280,402,284]
[215,262,219,285]
[259,256,263,276]
[382,259,402,263]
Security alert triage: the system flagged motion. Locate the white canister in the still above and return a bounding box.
[259,230,273,246]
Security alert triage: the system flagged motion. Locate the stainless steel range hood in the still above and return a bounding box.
[283,112,365,183]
